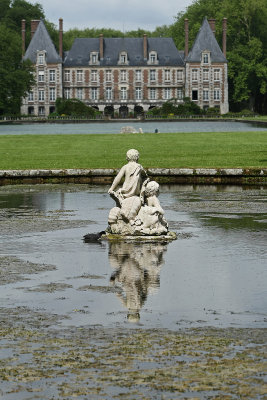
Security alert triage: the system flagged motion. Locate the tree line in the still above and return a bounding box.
[0,0,266,115]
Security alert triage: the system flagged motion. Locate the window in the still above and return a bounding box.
[150,88,156,100]
[120,70,127,81]
[90,53,99,64]
[38,89,44,101]
[119,52,127,64]
[38,71,45,82]
[150,69,156,81]
[214,69,220,81]
[135,87,142,100]
[77,70,83,82]
[164,69,171,81]
[106,87,112,100]
[106,70,112,81]
[77,88,83,100]
[38,53,44,64]
[64,70,70,82]
[91,87,98,100]
[120,87,127,100]
[28,91,34,101]
[164,88,171,100]
[202,53,209,64]
[177,70,183,81]
[38,106,45,115]
[203,90,209,101]
[192,90,198,100]
[177,88,183,100]
[149,52,157,64]
[135,70,142,81]
[91,70,98,82]
[192,69,198,81]
[214,89,220,100]
[64,88,70,99]
[203,69,209,81]
[49,70,55,82]
[49,87,56,101]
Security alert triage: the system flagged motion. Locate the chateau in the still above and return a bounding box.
[21,17,229,117]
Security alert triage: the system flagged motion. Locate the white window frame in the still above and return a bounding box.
[135,69,142,81]
[214,69,221,81]
[203,69,209,81]
[38,106,45,115]
[135,87,142,100]
[64,88,70,99]
[164,69,171,81]
[106,70,112,81]
[106,87,112,100]
[91,70,98,82]
[91,87,98,100]
[150,88,156,100]
[120,70,127,82]
[120,87,127,100]
[38,89,44,101]
[38,53,44,65]
[164,88,171,100]
[77,70,83,82]
[203,90,209,101]
[64,70,70,82]
[214,89,220,100]
[177,88,183,100]
[77,88,83,100]
[49,87,56,101]
[150,69,156,81]
[49,70,56,82]
[38,70,45,82]
[177,69,183,81]
[192,69,198,81]
[202,53,209,64]
[28,91,34,101]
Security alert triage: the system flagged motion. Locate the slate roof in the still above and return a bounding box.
[64,37,184,67]
[24,19,61,63]
[186,17,227,63]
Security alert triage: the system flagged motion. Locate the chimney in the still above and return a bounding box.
[99,34,104,60]
[31,20,40,38]
[21,19,26,57]
[208,18,216,35]
[143,34,148,60]
[222,18,227,57]
[184,19,189,57]
[59,18,63,59]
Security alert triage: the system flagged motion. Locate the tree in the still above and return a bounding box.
[0,23,35,115]
[170,0,267,113]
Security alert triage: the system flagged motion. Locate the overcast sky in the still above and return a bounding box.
[30,0,193,31]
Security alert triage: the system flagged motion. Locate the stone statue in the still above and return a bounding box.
[107,149,174,238]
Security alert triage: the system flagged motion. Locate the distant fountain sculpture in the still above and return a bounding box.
[104,149,176,240]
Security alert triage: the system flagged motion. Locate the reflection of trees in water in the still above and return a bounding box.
[109,242,167,322]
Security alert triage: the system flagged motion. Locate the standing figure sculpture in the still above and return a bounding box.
[107,149,171,237]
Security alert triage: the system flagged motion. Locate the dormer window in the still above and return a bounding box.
[90,52,99,65]
[202,52,210,64]
[37,52,45,65]
[148,51,158,65]
[119,52,128,65]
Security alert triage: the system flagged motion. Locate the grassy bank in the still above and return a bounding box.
[0,131,266,169]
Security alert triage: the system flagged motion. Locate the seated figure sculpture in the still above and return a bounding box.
[107,149,169,236]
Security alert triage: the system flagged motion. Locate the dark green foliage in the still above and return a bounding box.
[0,23,35,115]
[55,98,97,117]
[147,98,203,116]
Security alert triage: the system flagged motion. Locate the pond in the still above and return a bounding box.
[0,184,266,330]
[0,120,267,134]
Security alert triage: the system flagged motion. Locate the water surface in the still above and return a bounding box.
[0,120,266,135]
[0,184,266,330]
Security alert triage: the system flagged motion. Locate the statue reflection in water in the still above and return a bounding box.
[108,241,167,322]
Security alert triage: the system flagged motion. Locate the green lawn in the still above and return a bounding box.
[0,131,266,169]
